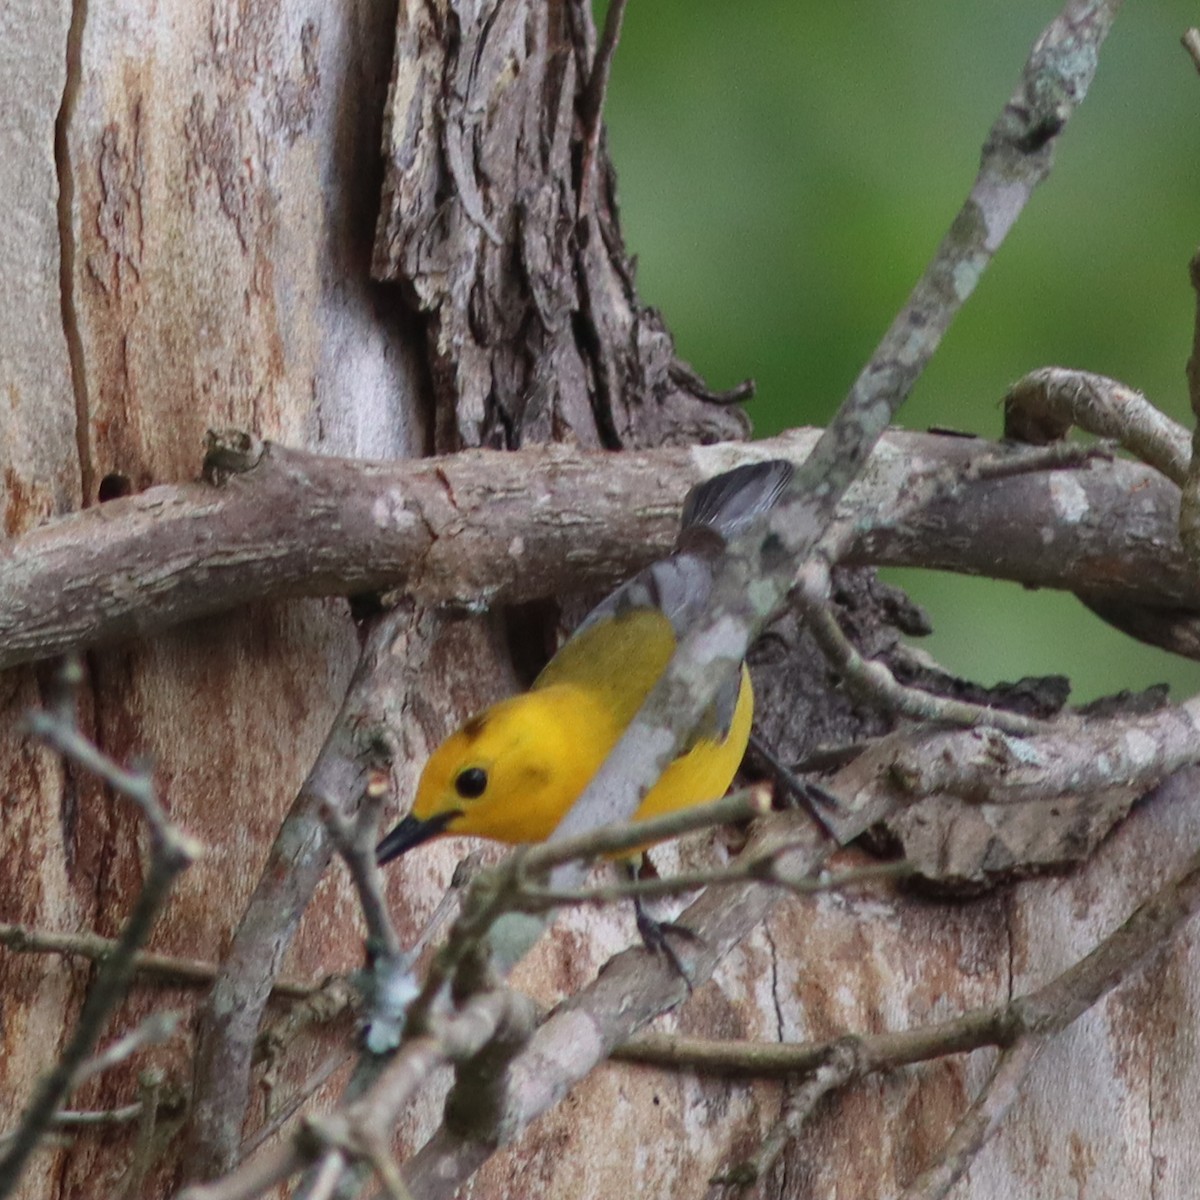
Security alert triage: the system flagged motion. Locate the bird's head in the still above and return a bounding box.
[375,688,607,864]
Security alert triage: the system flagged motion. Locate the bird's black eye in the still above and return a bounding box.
[455,767,488,799]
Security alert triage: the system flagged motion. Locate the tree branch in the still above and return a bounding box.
[187,603,438,1180]
[1005,366,1190,484]
[0,922,320,1000]
[0,426,1191,673]
[895,1038,1046,1200]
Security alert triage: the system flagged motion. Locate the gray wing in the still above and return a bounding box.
[554,460,791,741]
[567,552,741,742]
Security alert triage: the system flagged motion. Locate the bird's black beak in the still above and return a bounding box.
[376,810,460,865]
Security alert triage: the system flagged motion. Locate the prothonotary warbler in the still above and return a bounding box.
[375,458,794,866]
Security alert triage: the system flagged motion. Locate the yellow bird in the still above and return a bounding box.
[376,459,794,866]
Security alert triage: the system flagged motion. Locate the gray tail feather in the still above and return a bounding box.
[680,459,794,540]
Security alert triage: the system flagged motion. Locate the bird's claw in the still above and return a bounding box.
[634,899,703,990]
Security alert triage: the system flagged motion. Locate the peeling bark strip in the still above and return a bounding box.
[372,0,748,453]
[0,429,1192,671]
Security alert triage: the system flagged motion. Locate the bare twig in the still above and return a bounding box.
[240,1050,350,1161]
[522,853,911,911]
[793,564,1043,736]
[297,1144,350,1200]
[179,989,527,1200]
[516,787,771,877]
[75,1012,182,1087]
[896,1038,1045,1200]
[0,922,320,1000]
[708,1043,859,1191]
[297,763,417,1199]
[115,1068,173,1200]
[0,703,199,1199]
[322,768,402,961]
[188,603,435,1180]
[6,1105,144,1135]
[24,710,171,838]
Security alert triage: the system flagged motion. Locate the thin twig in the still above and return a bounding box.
[709,1043,859,1190]
[24,711,172,839]
[76,1011,182,1087]
[0,922,320,1000]
[115,1068,168,1200]
[517,786,771,877]
[240,1050,351,1161]
[297,1144,350,1200]
[522,856,912,911]
[322,767,402,961]
[7,1105,144,1134]
[793,567,1044,737]
[0,703,199,1199]
[179,990,525,1200]
[188,603,431,1180]
[300,764,415,1199]
[895,1038,1045,1200]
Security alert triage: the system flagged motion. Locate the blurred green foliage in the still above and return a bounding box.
[598,0,1200,702]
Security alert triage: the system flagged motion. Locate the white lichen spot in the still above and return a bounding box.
[1122,727,1157,768]
[371,490,419,531]
[982,180,1027,250]
[508,535,525,558]
[747,578,779,615]
[953,258,981,298]
[535,1008,604,1071]
[699,614,748,663]
[1006,738,1043,767]
[1048,474,1089,524]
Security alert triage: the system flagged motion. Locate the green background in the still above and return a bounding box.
[598,1,1200,703]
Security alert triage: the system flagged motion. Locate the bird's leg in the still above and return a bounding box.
[747,730,842,842]
[627,855,702,988]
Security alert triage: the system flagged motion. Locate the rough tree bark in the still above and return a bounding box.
[1,2,1197,1200]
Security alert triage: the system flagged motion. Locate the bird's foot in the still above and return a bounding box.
[634,897,703,989]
